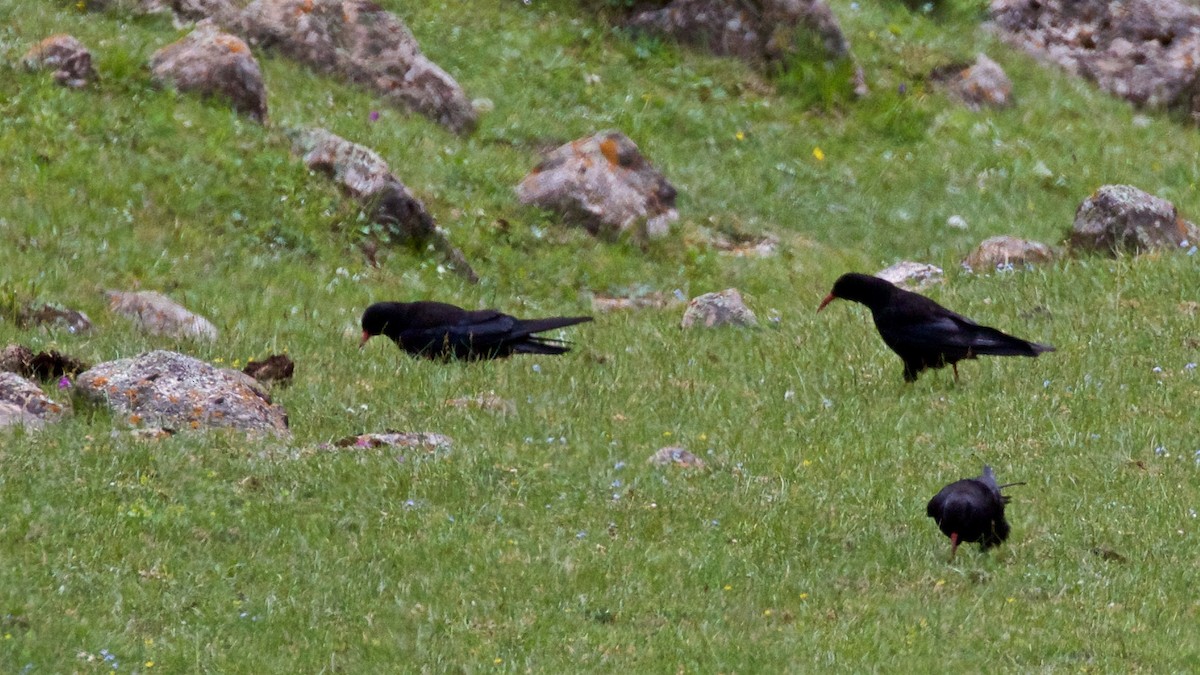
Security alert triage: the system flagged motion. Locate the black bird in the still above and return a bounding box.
[817,272,1054,382]
[926,465,1022,562]
[360,301,592,360]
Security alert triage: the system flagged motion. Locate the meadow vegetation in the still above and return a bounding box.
[2,0,1200,670]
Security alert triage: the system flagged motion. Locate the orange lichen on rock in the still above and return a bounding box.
[599,138,621,167]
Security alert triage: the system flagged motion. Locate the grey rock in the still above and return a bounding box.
[76,350,289,436]
[1070,185,1200,255]
[238,0,475,133]
[963,235,1056,271]
[150,21,268,122]
[877,261,944,291]
[932,54,1013,110]
[19,302,93,334]
[648,446,706,469]
[628,0,867,96]
[331,432,453,450]
[991,0,1200,115]
[290,127,477,282]
[106,290,218,342]
[0,372,65,429]
[681,288,758,329]
[517,130,678,240]
[23,34,98,88]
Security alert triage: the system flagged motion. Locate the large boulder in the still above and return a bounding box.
[681,288,758,329]
[963,236,1056,271]
[76,350,289,436]
[23,34,98,88]
[0,372,65,430]
[1070,185,1200,255]
[517,130,679,240]
[990,0,1200,115]
[239,0,476,134]
[627,0,867,96]
[106,290,219,341]
[150,22,268,123]
[289,127,478,282]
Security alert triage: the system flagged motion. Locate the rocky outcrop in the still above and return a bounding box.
[150,22,268,123]
[517,130,678,240]
[76,350,289,436]
[0,372,65,429]
[106,290,219,341]
[23,34,98,88]
[627,0,867,96]
[237,0,476,133]
[931,54,1013,110]
[877,261,944,291]
[289,127,478,282]
[1070,185,1200,255]
[990,0,1200,115]
[681,288,757,329]
[963,236,1056,271]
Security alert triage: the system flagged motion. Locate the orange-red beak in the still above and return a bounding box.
[359,330,371,349]
[817,293,836,312]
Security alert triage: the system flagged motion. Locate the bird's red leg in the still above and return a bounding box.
[949,532,960,562]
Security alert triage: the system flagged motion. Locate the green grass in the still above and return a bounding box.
[2,0,1200,671]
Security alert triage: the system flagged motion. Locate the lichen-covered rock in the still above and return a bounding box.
[627,0,867,96]
[990,0,1200,115]
[150,22,268,122]
[289,127,477,282]
[0,372,65,429]
[18,302,93,334]
[1070,185,1200,255]
[106,290,218,341]
[517,130,678,240]
[23,34,98,88]
[239,0,475,133]
[76,350,289,436]
[681,288,758,329]
[932,54,1013,110]
[877,262,944,291]
[648,446,706,469]
[963,236,1056,271]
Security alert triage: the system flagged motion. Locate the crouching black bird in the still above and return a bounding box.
[360,301,592,360]
[926,465,1022,562]
[817,272,1054,382]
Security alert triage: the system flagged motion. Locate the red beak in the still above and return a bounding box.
[359,330,371,349]
[817,293,836,312]
[948,532,960,562]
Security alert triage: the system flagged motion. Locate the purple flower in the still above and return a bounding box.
[57,376,71,389]
[369,110,380,122]
[898,83,907,95]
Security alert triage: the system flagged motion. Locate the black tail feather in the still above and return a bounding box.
[515,316,593,336]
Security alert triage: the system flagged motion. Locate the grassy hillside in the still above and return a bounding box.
[2,0,1199,671]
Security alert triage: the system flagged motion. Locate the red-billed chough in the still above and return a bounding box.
[926,465,1022,562]
[817,272,1054,382]
[360,301,592,361]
